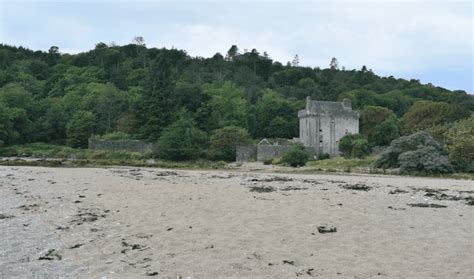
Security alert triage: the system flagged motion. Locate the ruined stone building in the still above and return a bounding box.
[298,97,359,157]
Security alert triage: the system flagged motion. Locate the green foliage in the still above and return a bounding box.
[208,125,252,161]
[351,138,371,158]
[360,106,400,146]
[155,115,208,161]
[0,43,472,159]
[374,131,453,174]
[201,81,249,131]
[339,134,371,158]
[318,153,330,160]
[403,100,470,135]
[255,89,299,138]
[372,115,400,146]
[444,115,474,172]
[306,156,377,172]
[0,142,143,160]
[66,111,97,148]
[281,144,309,167]
[140,54,176,140]
[398,146,454,174]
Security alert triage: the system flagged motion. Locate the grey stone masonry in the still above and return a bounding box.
[88,139,153,154]
[298,97,359,157]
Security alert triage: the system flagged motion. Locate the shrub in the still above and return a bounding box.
[398,146,454,174]
[155,115,208,161]
[318,153,330,160]
[374,131,454,174]
[444,115,474,172]
[351,138,371,158]
[339,134,370,158]
[208,125,252,161]
[281,145,309,167]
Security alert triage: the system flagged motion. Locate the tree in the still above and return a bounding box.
[255,89,299,138]
[208,125,252,161]
[398,146,454,174]
[372,115,400,147]
[132,36,147,68]
[140,54,176,140]
[360,106,392,138]
[291,54,299,67]
[374,131,453,174]
[403,100,470,135]
[66,111,97,148]
[81,82,129,133]
[155,114,208,161]
[201,81,249,131]
[48,46,59,55]
[339,133,370,158]
[0,102,17,145]
[281,144,309,167]
[444,115,474,172]
[329,57,339,70]
[351,137,371,158]
[226,45,239,61]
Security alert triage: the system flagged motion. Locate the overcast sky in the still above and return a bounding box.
[1,0,472,92]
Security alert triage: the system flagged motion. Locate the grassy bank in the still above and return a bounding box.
[0,143,230,170]
[0,143,144,161]
[1,143,472,179]
[306,156,379,173]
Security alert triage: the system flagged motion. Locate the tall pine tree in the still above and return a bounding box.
[140,54,176,140]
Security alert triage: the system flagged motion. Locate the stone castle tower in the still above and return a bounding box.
[298,97,359,157]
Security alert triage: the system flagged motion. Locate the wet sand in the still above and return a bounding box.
[1,166,473,278]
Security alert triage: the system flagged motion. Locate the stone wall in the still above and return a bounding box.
[236,144,317,162]
[236,146,257,163]
[256,145,294,161]
[88,139,153,154]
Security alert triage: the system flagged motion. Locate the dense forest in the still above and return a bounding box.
[0,39,472,169]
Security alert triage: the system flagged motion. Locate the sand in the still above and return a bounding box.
[0,165,473,278]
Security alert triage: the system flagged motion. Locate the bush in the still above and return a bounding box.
[351,138,371,158]
[155,115,208,161]
[374,131,454,174]
[208,125,252,161]
[318,153,330,160]
[281,145,309,167]
[339,134,370,158]
[444,115,474,172]
[398,146,454,174]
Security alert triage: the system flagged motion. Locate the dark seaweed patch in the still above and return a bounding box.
[249,186,275,193]
[407,203,447,208]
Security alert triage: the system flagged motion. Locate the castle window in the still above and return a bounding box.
[345,129,348,135]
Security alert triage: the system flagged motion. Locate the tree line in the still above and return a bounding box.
[0,40,472,166]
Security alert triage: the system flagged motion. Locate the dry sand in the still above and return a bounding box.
[0,165,473,278]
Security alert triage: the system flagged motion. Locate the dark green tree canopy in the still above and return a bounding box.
[0,42,472,158]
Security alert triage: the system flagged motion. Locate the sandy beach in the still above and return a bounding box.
[1,165,473,278]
